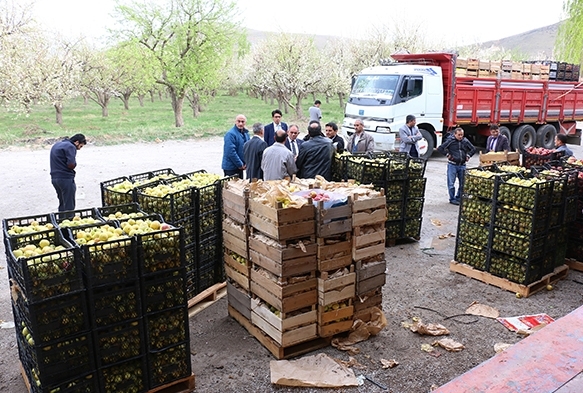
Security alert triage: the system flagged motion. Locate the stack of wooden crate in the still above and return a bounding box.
[351,192,387,318]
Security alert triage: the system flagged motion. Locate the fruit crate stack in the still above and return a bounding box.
[403,156,428,240]
[558,158,583,261]
[3,205,192,392]
[351,190,387,317]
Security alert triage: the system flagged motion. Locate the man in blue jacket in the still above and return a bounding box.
[437,128,475,205]
[50,133,86,212]
[222,114,250,179]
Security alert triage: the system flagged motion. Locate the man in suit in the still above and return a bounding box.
[263,109,288,147]
[243,123,267,180]
[284,124,303,158]
[486,124,510,152]
[325,122,345,153]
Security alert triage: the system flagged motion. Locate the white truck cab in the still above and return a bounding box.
[341,63,445,158]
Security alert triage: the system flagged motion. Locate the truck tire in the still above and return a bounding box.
[419,128,434,160]
[499,126,511,143]
[536,124,557,149]
[511,125,536,153]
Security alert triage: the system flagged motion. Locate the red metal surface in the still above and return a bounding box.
[434,305,583,393]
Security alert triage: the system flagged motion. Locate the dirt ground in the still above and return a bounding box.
[1,138,582,393]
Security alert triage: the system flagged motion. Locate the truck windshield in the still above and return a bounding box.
[351,75,398,103]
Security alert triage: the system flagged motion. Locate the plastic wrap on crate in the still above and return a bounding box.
[16,330,95,387]
[142,268,187,313]
[145,306,190,350]
[98,355,147,393]
[147,340,192,389]
[2,213,55,238]
[137,226,184,275]
[100,176,135,206]
[52,207,104,229]
[94,319,145,367]
[7,229,82,302]
[96,203,148,222]
[88,280,142,327]
[12,285,90,345]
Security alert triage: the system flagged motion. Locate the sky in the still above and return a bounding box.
[33,0,567,47]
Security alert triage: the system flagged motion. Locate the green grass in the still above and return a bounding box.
[0,92,345,147]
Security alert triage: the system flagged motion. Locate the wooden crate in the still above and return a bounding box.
[512,61,523,72]
[511,71,523,80]
[490,61,501,72]
[251,298,317,347]
[479,151,520,166]
[318,265,356,306]
[479,70,492,78]
[224,250,250,291]
[354,288,383,313]
[466,70,478,77]
[531,64,541,74]
[316,200,352,238]
[479,60,490,70]
[352,224,385,261]
[356,260,386,295]
[450,261,569,298]
[456,58,468,68]
[501,60,513,71]
[250,268,317,313]
[318,300,354,337]
[540,65,550,74]
[248,199,315,241]
[522,63,532,73]
[352,192,386,214]
[566,258,583,272]
[249,234,317,277]
[228,305,330,359]
[223,217,248,259]
[467,58,479,70]
[227,281,252,321]
[317,237,352,272]
[455,68,467,77]
[223,182,249,224]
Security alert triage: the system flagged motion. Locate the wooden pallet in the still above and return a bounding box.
[450,261,569,298]
[228,305,330,359]
[566,258,583,272]
[148,374,195,393]
[188,282,227,317]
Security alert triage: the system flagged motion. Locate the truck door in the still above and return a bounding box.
[394,76,424,125]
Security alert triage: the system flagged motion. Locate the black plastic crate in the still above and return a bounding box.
[564,196,579,224]
[98,355,147,393]
[97,203,148,222]
[136,181,196,224]
[129,168,178,184]
[13,286,89,345]
[386,199,404,221]
[493,204,549,236]
[463,167,508,200]
[94,319,145,367]
[554,242,568,268]
[88,280,142,327]
[145,306,189,351]
[407,178,427,199]
[3,213,55,238]
[194,182,221,216]
[549,205,563,227]
[489,251,542,285]
[137,227,184,275]
[195,236,221,271]
[408,157,427,178]
[384,180,407,200]
[523,150,554,169]
[7,230,82,302]
[331,154,348,182]
[196,210,221,242]
[457,219,490,246]
[385,219,402,240]
[52,208,104,229]
[100,176,135,207]
[403,218,422,239]
[460,195,495,226]
[25,371,99,393]
[186,264,217,299]
[17,330,95,387]
[173,215,196,246]
[79,236,138,287]
[455,240,489,271]
[147,340,192,390]
[497,176,554,209]
[404,198,424,219]
[142,268,187,313]
[492,228,546,260]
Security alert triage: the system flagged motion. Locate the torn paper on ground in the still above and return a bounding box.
[465,302,500,319]
[497,313,554,333]
[270,353,359,387]
[433,338,465,352]
[410,320,450,336]
[332,307,387,353]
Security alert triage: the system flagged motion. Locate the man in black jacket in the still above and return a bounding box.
[296,121,335,180]
[437,128,475,205]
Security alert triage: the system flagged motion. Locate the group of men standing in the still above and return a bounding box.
[221,106,376,182]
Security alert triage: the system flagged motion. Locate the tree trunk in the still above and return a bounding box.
[101,104,109,117]
[338,92,345,108]
[294,95,303,118]
[54,103,63,126]
[270,95,274,105]
[284,101,289,115]
[277,97,283,111]
[121,93,131,110]
[150,90,155,103]
[83,94,88,105]
[188,92,200,118]
[170,90,185,127]
[326,95,330,104]
[312,93,316,101]
[138,94,145,107]
[158,91,163,101]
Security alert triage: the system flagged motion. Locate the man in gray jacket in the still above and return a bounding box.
[261,130,297,180]
[399,115,423,157]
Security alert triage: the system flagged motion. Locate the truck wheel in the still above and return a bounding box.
[499,126,511,143]
[536,124,557,149]
[419,128,434,160]
[511,125,536,153]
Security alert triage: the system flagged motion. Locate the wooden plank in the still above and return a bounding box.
[318,303,354,324]
[250,269,316,298]
[317,219,352,238]
[354,289,383,313]
[352,195,386,212]
[251,298,317,331]
[318,203,352,222]
[223,231,248,259]
[249,235,317,262]
[249,249,317,278]
[20,363,31,393]
[225,264,249,291]
[227,281,251,321]
[317,239,351,260]
[566,258,583,272]
[353,229,385,248]
[224,251,249,277]
[188,282,227,312]
[352,208,387,227]
[318,271,356,292]
[353,243,386,261]
[252,310,318,347]
[356,260,387,281]
[319,284,356,306]
[449,261,569,298]
[148,374,196,393]
[222,187,247,224]
[250,279,317,313]
[318,318,353,337]
[357,274,386,295]
[228,305,331,359]
[318,254,353,273]
[249,213,315,241]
